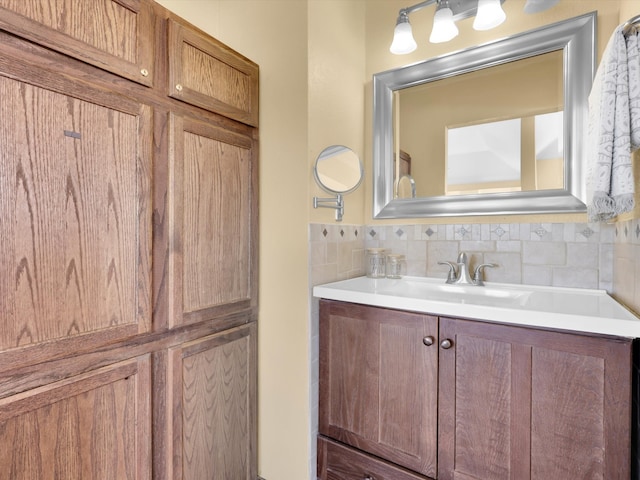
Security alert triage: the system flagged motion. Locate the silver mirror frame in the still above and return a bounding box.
[373,12,596,218]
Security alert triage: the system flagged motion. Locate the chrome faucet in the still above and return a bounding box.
[438,252,495,286]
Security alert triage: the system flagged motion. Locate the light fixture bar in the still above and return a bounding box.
[396,0,507,23]
[400,0,436,17]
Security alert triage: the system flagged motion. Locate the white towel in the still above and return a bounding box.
[587,26,639,221]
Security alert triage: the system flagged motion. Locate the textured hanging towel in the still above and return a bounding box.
[587,25,640,221]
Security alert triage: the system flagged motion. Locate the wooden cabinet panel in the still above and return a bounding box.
[438,317,632,480]
[0,65,152,366]
[318,436,429,480]
[319,300,438,478]
[168,113,256,327]
[167,18,259,126]
[0,355,151,480]
[163,323,257,480]
[531,347,606,479]
[0,0,154,86]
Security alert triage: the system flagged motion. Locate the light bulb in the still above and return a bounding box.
[473,0,506,31]
[390,14,417,55]
[429,5,459,43]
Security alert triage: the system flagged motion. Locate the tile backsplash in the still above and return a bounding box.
[310,221,625,291]
[363,222,615,291]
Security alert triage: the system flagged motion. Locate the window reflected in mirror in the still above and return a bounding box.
[445,110,563,195]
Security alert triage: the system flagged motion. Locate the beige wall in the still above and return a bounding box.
[309,1,366,225]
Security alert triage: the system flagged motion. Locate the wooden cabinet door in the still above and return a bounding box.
[0,0,154,86]
[319,300,439,478]
[166,113,257,328]
[162,323,257,480]
[167,18,259,126]
[0,59,152,370]
[438,317,632,480]
[0,355,151,480]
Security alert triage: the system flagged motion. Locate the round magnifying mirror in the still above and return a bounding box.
[313,145,363,194]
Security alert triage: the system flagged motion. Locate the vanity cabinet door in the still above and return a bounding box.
[0,0,154,86]
[319,300,439,478]
[438,316,632,480]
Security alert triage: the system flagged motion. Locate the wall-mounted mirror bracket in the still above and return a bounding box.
[312,145,363,222]
[313,194,344,221]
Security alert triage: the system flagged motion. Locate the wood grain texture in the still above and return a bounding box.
[0,74,152,351]
[167,18,258,126]
[168,113,254,326]
[0,356,151,480]
[166,324,257,480]
[453,335,512,480]
[318,436,429,480]
[0,0,154,85]
[438,316,632,480]
[319,300,438,477]
[531,348,605,479]
[0,3,259,479]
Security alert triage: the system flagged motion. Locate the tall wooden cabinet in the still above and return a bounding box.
[318,300,634,480]
[0,1,258,479]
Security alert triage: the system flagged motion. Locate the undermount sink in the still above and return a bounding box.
[313,275,640,338]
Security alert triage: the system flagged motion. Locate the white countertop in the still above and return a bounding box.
[313,276,640,338]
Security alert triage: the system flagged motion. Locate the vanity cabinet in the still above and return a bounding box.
[318,300,633,480]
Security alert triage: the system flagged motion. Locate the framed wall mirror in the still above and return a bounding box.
[372,12,596,218]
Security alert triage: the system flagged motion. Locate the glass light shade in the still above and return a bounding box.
[429,7,459,43]
[390,19,417,55]
[473,0,506,31]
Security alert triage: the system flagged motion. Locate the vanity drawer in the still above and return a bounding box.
[318,436,429,480]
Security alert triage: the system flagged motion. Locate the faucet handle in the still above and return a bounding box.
[438,261,458,284]
[473,263,496,285]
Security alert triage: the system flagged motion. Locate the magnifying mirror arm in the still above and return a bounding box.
[313,193,344,221]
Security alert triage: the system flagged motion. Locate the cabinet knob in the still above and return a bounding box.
[440,339,453,349]
[363,476,374,480]
[422,336,435,346]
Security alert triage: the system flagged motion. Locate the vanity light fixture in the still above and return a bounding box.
[390,0,507,55]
